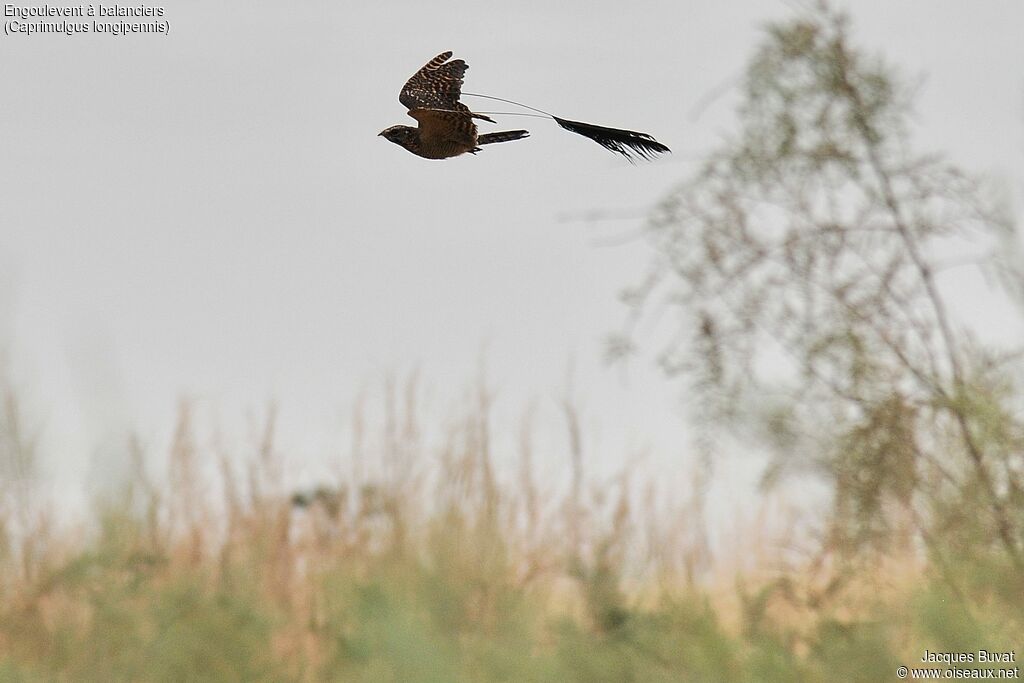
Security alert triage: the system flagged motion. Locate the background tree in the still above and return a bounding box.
[624,4,1024,582]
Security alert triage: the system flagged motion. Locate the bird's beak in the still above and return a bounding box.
[377,131,384,137]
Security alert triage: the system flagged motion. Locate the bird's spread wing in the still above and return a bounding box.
[408,108,478,147]
[400,51,495,123]
[400,51,467,111]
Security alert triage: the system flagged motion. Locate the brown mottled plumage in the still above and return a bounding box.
[379,51,528,159]
[379,51,670,162]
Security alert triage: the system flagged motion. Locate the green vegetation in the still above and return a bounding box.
[2,5,1022,681]
[0,391,1020,681]
[0,396,1016,683]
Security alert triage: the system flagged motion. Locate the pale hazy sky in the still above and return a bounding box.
[2,1,1023,511]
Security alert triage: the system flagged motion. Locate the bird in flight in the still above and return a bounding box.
[379,51,670,162]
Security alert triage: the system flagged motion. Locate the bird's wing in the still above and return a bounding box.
[400,52,495,123]
[408,108,478,146]
[400,51,468,111]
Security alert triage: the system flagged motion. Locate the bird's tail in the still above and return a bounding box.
[477,130,530,146]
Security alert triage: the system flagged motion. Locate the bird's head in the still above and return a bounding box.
[378,125,417,147]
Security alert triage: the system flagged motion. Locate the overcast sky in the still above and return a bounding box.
[2,1,1023,512]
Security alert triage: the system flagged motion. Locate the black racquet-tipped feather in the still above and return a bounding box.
[462,92,670,162]
[553,116,670,162]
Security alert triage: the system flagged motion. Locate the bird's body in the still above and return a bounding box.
[379,51,669,162]
[379,52,528,159]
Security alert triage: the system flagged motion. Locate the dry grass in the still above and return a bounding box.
[0,378,1020,682]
